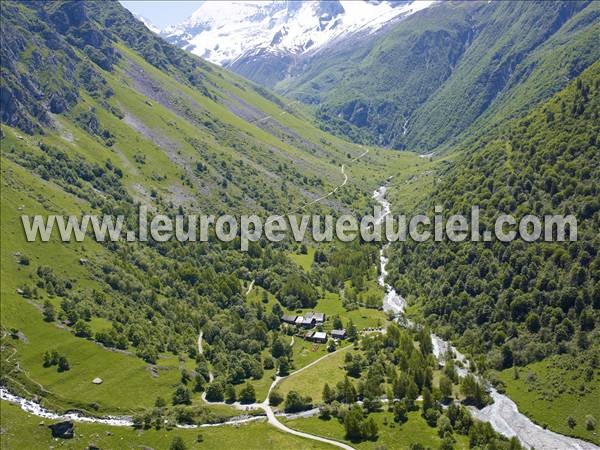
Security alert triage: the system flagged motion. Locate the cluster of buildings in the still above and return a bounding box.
[281,311,346,343]
[281,311,325,328]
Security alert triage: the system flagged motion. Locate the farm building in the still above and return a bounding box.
[331,329,346,340]
[284,312,326,329]
[304,330,327,343]
[301,316,316,328]
[312,312,325,323]
[304,311,325,324]
[311,331,327,343]
[281,314,297,324]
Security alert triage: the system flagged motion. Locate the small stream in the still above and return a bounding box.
[0,387,133,426]
[373,185,599,450]
[0,386,267,429]
[374,186,406,316]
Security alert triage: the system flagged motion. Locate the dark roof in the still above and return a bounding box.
[281,314,297,323]
[303,311,324,321]
[331,329,346,338]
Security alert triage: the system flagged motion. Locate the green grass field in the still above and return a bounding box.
[288,247,316,272]
[276,345,353,405]
[497,356,600,445]
[289,337,330,371]
[284,410,470,450]
[0,400,334,450]
[385,153,453,213]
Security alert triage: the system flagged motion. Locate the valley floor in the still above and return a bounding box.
[0,400,331,450]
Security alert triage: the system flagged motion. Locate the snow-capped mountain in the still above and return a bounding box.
[160,1,435,67]
[134,14,161,35]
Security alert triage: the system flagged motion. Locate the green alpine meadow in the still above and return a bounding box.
[0,1,598,449]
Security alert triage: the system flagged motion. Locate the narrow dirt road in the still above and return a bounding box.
[260,345,355,450]
[198,330,215,401]
[263,404,354,450]
[197,330,203,354]
[246,279,255,295]
[200,344,355,448]
[265,147,370,227]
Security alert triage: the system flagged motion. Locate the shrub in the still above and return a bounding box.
[269,390,284,406]
[239,382,256,404]
[169,436,186,450]
[585,415,596,430]
[284,391,311,413]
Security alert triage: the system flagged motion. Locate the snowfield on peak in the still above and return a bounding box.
[156,1,436,66]
[134,14,161,35]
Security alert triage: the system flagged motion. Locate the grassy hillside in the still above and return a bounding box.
[497,352,600,444]
[279,1,600,153]
[2,0,593,448]
[386,62,600,442]
[0,0,437,424]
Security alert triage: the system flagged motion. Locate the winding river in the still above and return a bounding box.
[373,185,599,450]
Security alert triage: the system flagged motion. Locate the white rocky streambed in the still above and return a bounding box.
[374,185,599,450]
[0,386,269,429]
[0,387,133,427]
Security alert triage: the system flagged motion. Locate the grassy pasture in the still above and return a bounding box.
[0,400,333,450]
[498,356,600,445]
[284,409,470,450]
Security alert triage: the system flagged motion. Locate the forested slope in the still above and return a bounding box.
[388,62,600,370]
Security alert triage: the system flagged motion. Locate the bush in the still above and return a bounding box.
[169,436,186,450]
[225,384,236,404]
[205,383,224,402]
[172,385,191,405]
[423,408,440,427]
[585,415,596,431]
[393,400,408,423]
[42,300,55,322]
[57,355,70,372]
[263,356,275,370]
[239,382,256,404]
[343,405,378,441]
[284,391,311,413]
[269,390,284,406]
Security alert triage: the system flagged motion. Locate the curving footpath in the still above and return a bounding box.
[259,345,355,450]
[265,147,370,227]
[263,404,354,450]
[246,279,255,295]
